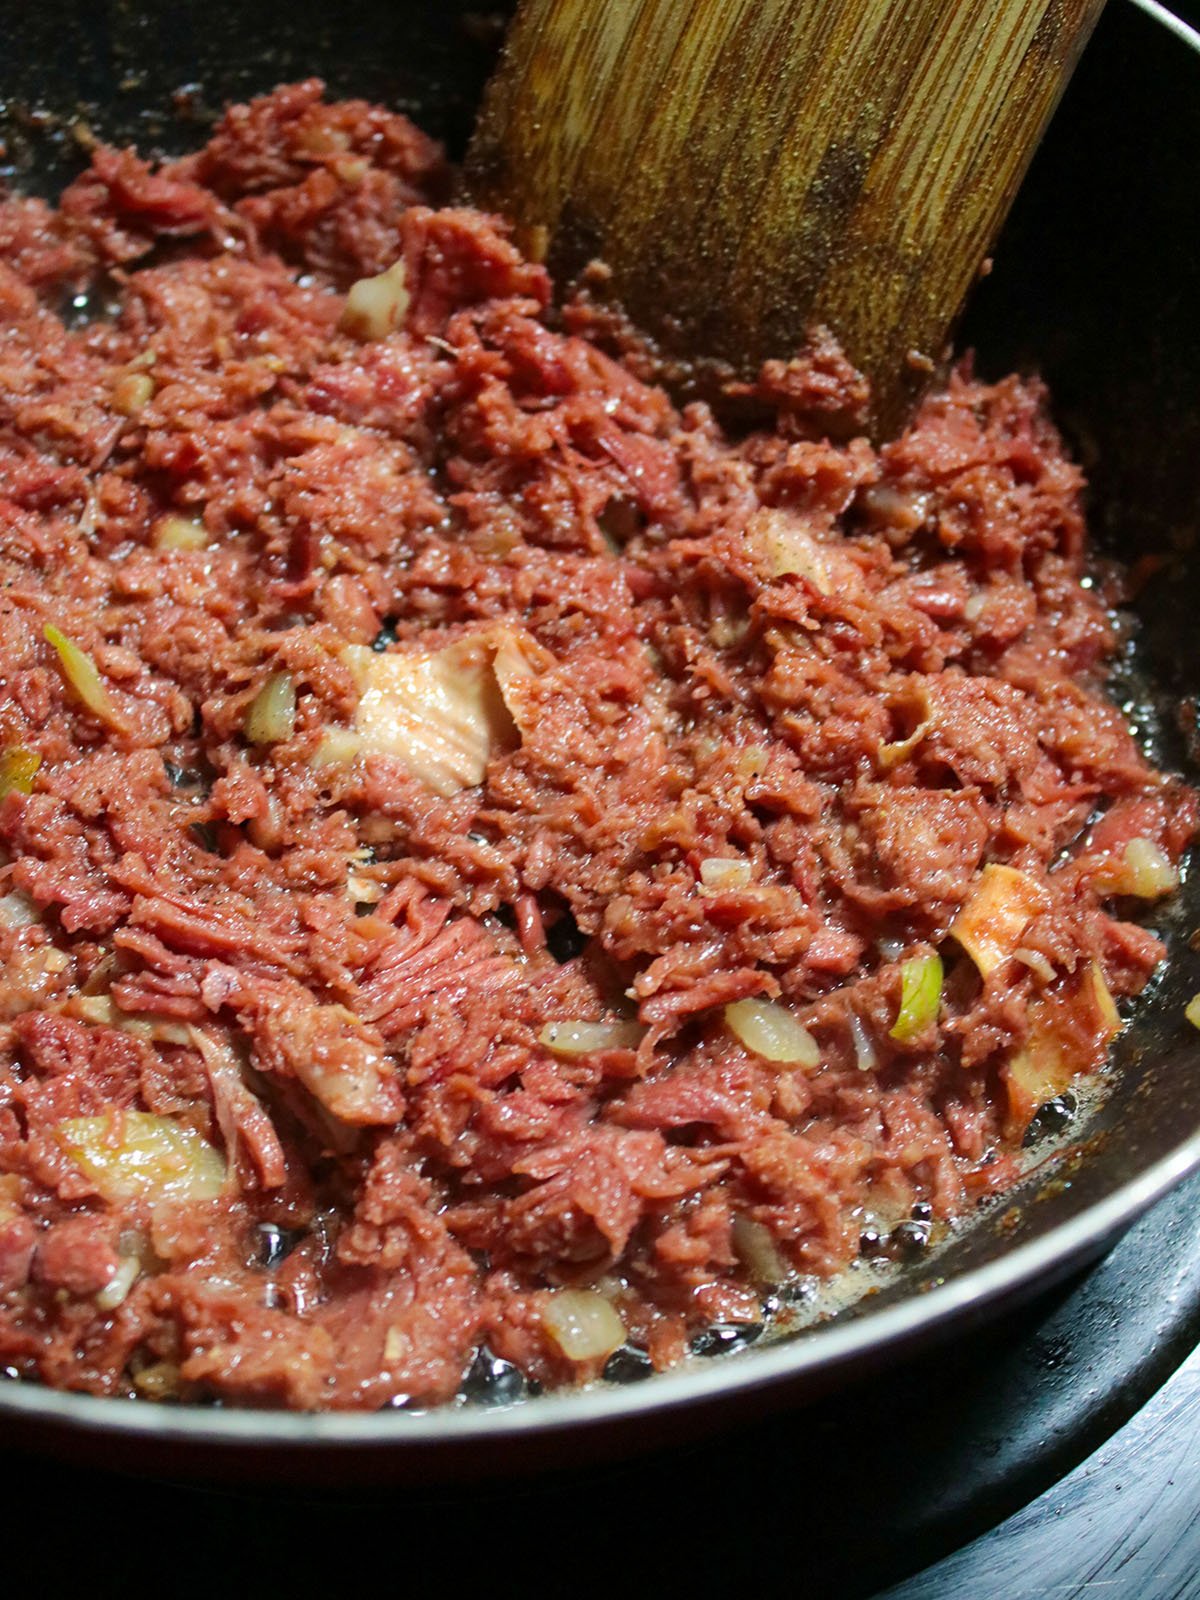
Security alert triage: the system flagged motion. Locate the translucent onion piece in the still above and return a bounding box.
[750,508,832,593]
[0,746,42,798]
[346,630,543,797]
[951,864,1050,977]
[72,995,117,1025]
[889,952,943,1042]
[1088,961,1122,1039]
[311,727,362,767]
[0,891,40,929]
[132,1361,181,1399]
[116,1013,192,1046]
[860,484,931,535]
[736,746,769,782]
[154,515,209,551]
[848,1010,878,1072]
[347,872,384,905]
[1003,962,1122,1136]
[542,1289,626,1361]
[56,1111,226,1204]
[111,371,154,415]
[340,260,410,340]
[725,998,820,1067]
[878,686,933,771]
[43,625,129,733]
[699,857,752,893]
[95,1250,141,1312]
[539,1019,644,1056]
[244,671,296,746]
[732,1215,789,1286]
[1093,837,1179,899]
[1012,946,1056,984]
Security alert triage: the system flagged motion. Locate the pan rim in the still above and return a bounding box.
[1,1123,1199,1448]
[0,0,1197,1453]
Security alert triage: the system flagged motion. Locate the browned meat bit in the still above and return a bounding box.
[0,82,1192,1411]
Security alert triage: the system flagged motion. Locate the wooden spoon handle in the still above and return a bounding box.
[469,0,1106,434]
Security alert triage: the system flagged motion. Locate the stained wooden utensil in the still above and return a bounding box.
[468,0,1107,435]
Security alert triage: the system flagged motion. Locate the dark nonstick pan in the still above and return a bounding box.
[1,0,1199,1482]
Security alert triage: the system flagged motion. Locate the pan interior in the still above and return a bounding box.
[0,0,1199,1440]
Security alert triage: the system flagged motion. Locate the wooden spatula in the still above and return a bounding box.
[468,0,1106,436]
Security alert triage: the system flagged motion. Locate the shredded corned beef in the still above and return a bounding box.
[0,81,1194,1410]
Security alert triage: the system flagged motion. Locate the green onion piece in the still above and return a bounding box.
[43,624,128,732]
[889,952,944,1042]
[244,671,296,746]
[0,747,42,799]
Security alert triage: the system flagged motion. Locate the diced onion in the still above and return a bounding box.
[889,952,943,1042]
[296,123,351,156]
[132,1361,180,1400]
[154,515,209,551]
[750,509,832,593]
[1093,837,1179,899]
[117,1014,193,1046]
[541,1289,626,1361]
[724,998,820,1068]
[736,747,769,782]
[539,1020,643,1056]
[699,857,752,893]
[951,864,1050,977]
[347,871,384,905]
[1013,946,1056,984]
[732,1215,788,1285]
[244,671,296,746]
[340,261,410,341]
[877,725,930,770]
[0,891,40,929]
[55,1111,226,1204]
[311,727,362,767]
[1089,962,1122,1039]
[0,746,42,799]
[72,995,117,1025]
[1003,962,1122,1136]
[43,625,129,733]
[860,484,931,534]
[111,371,155,415]
[95,1250,141,1312]
[878,686,934,771]
[848,1010,878,1072]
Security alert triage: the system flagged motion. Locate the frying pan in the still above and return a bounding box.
[1,0,1199,1483]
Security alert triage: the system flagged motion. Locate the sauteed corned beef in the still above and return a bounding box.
[0,82,1192,1409]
